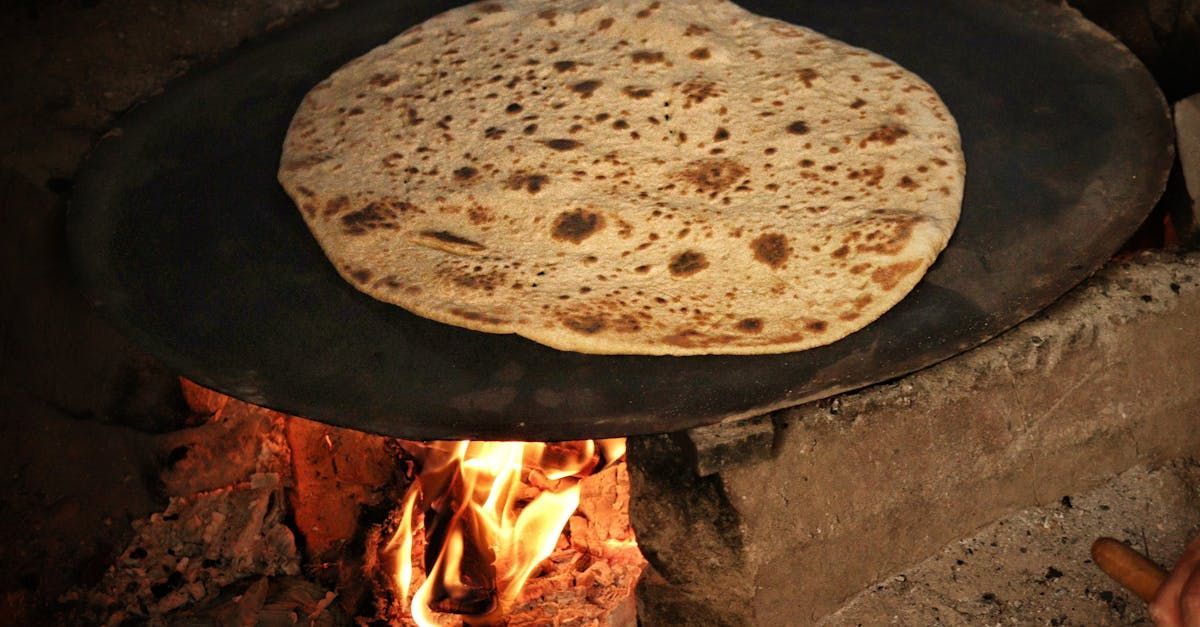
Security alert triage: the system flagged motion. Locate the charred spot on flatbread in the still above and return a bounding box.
[541,138,583,151]
[750,233,791,269]
[506,171,550,194]
[622,86,655,99]
[668,250,709,277]
[563,314,606,334]
[736,318,764,333]
[414,230,486,254]
[871,260,922,291]
[569,79,602,97]
[862,124,910,147]
[340,203,399,235]
[552,209,604,243]
[786,120,810,135]
[675,158,749,195]
[452,166,479,181]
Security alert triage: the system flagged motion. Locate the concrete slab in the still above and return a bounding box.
[825,459,1200,626]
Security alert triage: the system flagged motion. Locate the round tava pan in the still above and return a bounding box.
[67,0,1172,440]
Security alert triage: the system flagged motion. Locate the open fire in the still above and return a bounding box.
[60,380,645,625]
[381,439,635,625]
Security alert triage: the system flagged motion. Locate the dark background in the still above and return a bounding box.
[0,0,1196,622]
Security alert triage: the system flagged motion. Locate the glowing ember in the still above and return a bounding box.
[383,439,627,625]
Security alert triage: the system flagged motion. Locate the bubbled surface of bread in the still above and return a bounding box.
[278,0,964,355]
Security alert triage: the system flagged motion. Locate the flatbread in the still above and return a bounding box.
[279,0,964,355]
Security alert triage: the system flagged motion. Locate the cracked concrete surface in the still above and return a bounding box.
[825,460,1200,626]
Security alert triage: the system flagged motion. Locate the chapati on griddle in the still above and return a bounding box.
[279,0,964,355]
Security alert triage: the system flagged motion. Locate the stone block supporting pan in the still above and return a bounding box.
[630,252,1200,624]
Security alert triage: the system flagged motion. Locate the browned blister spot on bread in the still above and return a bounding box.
[283,153,332,172]
[871,260,922,290]
[368,73,399,87]
[631,50,666,64]
[451,268,507,291]
[635,1,661,18]
[450,308,506,325]
[848,165,886,187]
[736,318,764,333]
[466,205,492,225]
[668,250,709,277]
[340,202,399,235]
[675,158,749,194]
[751,233,791,268]
[622,86,655,99]
[323,195,351,216]
[855,213,920,255]
[662,329,738,348]
[552,209,605,243]
[506,171,550,194]
[786,120,809,135]
[414,230,486,254]
[861,124,909,147]
[612,314,642,333]
[563,314,606,334]
[661,329,705,347]
[569,79,603,97]
[542,138,583,151]
[681,79,720,107]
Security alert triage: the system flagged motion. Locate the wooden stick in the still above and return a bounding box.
[1091,537,1169,603]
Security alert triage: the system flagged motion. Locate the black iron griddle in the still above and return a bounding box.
[68,0,1172,440]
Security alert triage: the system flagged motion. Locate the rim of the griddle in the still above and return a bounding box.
[64,3,360,418]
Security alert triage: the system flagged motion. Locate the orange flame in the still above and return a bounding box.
[384,438,626,624]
